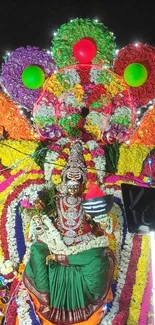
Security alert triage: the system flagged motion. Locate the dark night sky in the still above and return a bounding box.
[0,0,155,63]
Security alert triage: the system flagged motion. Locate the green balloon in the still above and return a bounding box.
[124,63,148,87]
[22,65,45,89]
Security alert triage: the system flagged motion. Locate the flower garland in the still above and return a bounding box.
[52,18,116,68]
[127,235,150,324]
[83,144,98,187]
[31,213,109,255]
[1,46,55,109]
[114,43,155,107]
[139,263,152,325]
[130,104,155,146]
[116,144,150,176]
[16,284,33,325]
[39,65,134,142]
[0,140,40,175]
[87,140,106,184]
[101,233,134,324]
[44,138,69,183]
[0,93,37,140]
[51,142,70,184]
[0,173,44,264]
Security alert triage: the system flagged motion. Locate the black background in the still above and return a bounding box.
[0,0,155,64]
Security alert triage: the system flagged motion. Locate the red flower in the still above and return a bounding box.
[114,43,155,107]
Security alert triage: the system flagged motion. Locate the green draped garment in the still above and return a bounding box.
[24,242,113,324]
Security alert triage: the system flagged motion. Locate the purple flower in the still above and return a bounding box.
[1,46,55,109]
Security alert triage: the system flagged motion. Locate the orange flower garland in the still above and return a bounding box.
[130,104,155,146]
[0,92,37,140]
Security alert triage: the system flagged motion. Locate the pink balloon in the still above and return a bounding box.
[73,38,97,63]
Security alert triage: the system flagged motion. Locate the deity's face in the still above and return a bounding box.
[66,182,80,197]
[33,214,44,235]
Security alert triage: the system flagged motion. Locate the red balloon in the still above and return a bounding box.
[73,38,97,63]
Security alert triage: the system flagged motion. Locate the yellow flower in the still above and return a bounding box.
[46,74,65,97]
[104,75,126,96]
[127,235,150,324]
[85,122,101,141]
[117,144,150,176]
[51,174,61,185]
[0,140,40,175]
[54,158,66,170]
[83,154,92,161]
[70,84,84,104]
[88,168,96,174]
[18,263,25,273]
[63,148,70,155]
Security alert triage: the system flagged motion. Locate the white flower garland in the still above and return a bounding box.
[100,233,133,324]
[5,184,44,269]
[17,284,32,325]
[37,214,109,255]
[44,150,59,182]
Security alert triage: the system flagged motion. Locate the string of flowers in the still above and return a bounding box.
[101,233,134,324]
[0,174,44,265]
[0,92,37,140]
[0,140,40,175]
[83,144,98,188]
[117,144,150,176]
[114,43,155,107]
[127,235,151,324]
[51,142,71,184]
[138,262,152,325]
[16,283,33,325]
[130,104,155,146]
[87,140,106,184]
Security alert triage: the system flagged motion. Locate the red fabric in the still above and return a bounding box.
[84,183,106,200]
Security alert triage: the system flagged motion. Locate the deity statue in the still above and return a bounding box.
[23,141,115,325]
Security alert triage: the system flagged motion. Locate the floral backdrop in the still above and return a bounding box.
[0,18,155,325]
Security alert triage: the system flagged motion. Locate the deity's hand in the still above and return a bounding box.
[46,254,56,265]
[85,213,92,221]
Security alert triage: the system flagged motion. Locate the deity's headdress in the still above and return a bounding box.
[62,140,87,185]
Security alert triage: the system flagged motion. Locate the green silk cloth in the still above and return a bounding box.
[25,242,110,311]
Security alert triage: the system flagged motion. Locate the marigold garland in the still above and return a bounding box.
[0,93,37,140]
[130,104,155,146]
[51,143,70,184]
[117,144,150,176]
[127,235,150,324]
[0,140,41,174]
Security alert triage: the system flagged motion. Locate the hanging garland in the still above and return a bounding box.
[0,93,37,140]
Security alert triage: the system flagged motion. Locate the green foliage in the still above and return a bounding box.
[104,142,120,174]
[33,141,49,169]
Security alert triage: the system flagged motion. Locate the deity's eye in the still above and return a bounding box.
[21,65,45,89]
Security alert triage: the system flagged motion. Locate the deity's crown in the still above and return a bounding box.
[62,140,87,185]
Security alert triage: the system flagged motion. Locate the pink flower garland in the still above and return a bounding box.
[104,174,149,188]
[139,263,153,325]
